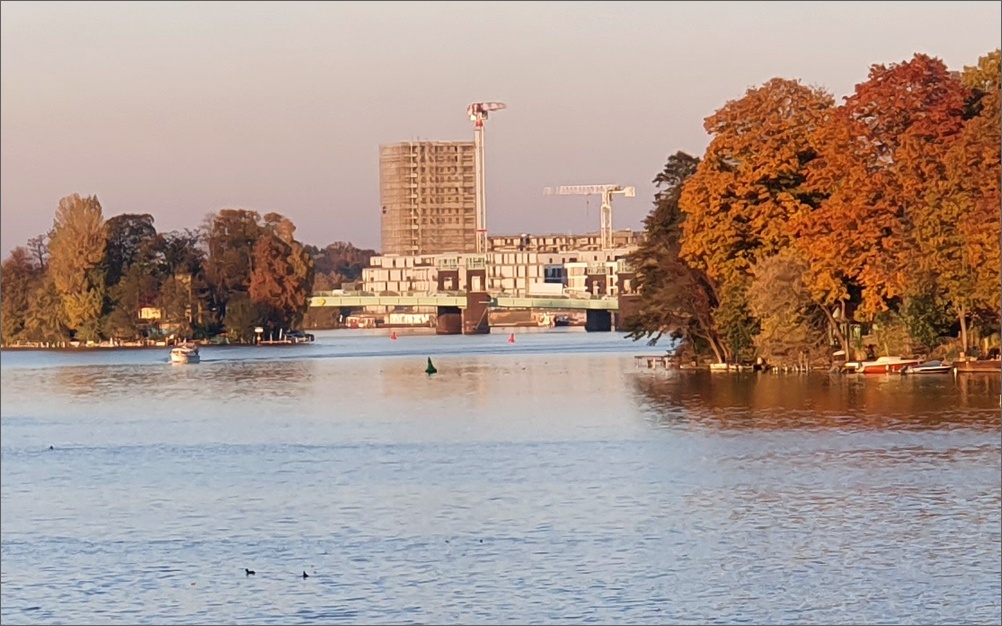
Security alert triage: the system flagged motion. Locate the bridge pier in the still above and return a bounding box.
[463,291,491,335]
[585,309,612,332]
[615,294,641,331]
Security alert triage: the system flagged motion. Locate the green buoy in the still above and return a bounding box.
[425,357,437,375]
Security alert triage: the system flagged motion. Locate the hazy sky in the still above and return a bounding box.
[2,1,1000,255]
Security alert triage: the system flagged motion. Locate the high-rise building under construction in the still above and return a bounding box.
[379,141,477,255]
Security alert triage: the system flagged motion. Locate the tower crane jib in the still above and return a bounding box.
[542,184,636,250]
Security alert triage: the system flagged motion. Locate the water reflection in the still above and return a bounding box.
[633,371,1002,431]
[1,336,1000,625]
[42,360,318,402]
[376,353,632,411]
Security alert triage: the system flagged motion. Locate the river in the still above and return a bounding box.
[1,329,999,624]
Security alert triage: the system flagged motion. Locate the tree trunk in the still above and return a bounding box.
[709,336,725,364]
[958,304,968,356]
[820,303,849,357]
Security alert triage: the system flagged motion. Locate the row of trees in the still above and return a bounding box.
[626,50,1001,365]
[1,196,375,345]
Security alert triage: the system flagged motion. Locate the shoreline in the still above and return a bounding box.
[0,342,312,352]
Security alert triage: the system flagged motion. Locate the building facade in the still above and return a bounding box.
[357,229,642,298]
[379,141,477,256]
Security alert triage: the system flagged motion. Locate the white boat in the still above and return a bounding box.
[844,355,920,374]
[169,343,200,364]
[901,360,952,374]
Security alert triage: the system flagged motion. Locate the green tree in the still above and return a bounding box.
[104,213,157,288]
[223,293,263,342]
[203,209,264,320]
[625,151,728,362]
[156,274,197,340]
[47,194,108,340]
[22,276,69,344]
[747,251,828,367]
[151,228,213,334]
[1,247,41,344]
[309,241,376,288]
[104,264,160,340]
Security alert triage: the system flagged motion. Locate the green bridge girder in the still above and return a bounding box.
[308,292,620,311]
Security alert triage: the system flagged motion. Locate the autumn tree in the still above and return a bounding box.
[22,277,69,344]
[679,78,834,360]
[26,234,49,271]
[625,151,728,362]
[799,54,969,326]
[248,214,315,333]
[1,247,41,344]
[47,194,108,341]
[747,251,828,367]
[914,49,1002,352]
[203,208,264,320]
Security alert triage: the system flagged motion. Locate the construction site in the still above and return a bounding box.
[379,141,478,255]
[326,100,647,332]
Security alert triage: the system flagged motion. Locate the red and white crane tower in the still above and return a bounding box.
[467,101,507,255]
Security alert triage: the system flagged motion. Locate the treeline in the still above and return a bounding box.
[626,50,1001,365]
[0,195,375,345]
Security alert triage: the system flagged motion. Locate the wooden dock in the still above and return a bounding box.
[634,354,676,369]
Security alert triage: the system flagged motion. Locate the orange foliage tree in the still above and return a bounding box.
[679,78,834,359]
[248,214,315,333]
[798,54,969,323]
[914,49,1001,351]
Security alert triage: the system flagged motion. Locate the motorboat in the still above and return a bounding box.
[845,355,920,374]
[169,343,200,364]
[901,360,952,374]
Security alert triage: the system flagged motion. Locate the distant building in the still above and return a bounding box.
[358,229,641,298]
[379,141,477,256]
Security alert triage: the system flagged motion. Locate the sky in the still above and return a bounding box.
[2,1,1000,256]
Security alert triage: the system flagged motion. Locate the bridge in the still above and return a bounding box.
[308,291,636,334]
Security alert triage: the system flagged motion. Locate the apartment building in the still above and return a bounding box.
[360,231,639,298]
[379,141,477,255]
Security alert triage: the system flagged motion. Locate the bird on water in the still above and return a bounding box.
[425,357,437,375]
[245,568,255,576]
[302,571,309,579]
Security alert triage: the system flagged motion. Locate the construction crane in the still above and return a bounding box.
[543,184,636,250]
[467,102,507,255]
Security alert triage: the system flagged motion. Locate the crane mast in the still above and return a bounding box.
[543,184,636,250]
[467,102,506,255]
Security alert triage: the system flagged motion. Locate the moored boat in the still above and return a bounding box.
[169,343,200,364]
[846,356,921,374]
[901,360,952,374]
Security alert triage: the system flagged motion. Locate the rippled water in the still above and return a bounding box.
[2,330,1000,624]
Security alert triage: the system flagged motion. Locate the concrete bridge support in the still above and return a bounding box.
[463,292,491,335]
[585,309,612,332]
[615,294,641,331]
